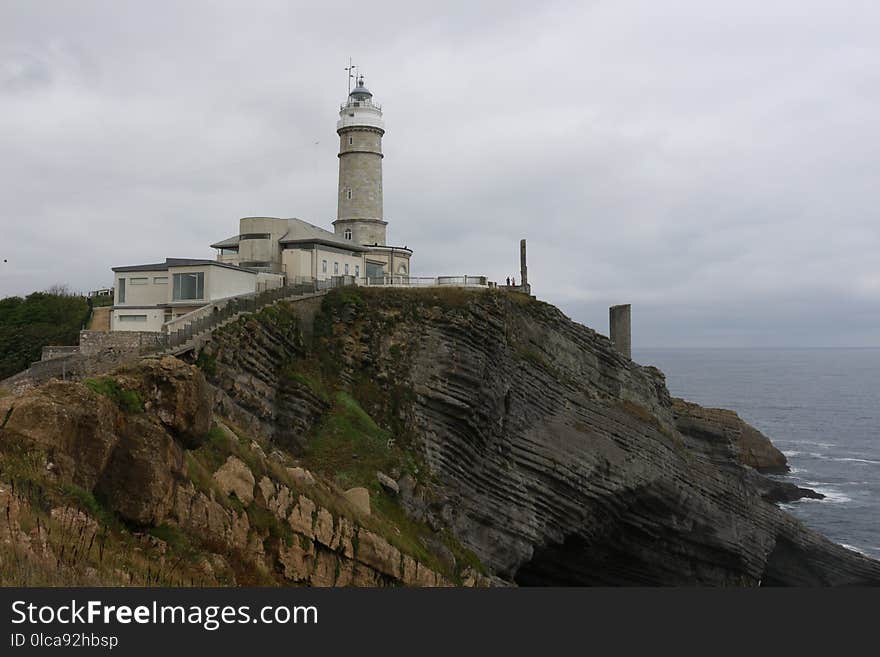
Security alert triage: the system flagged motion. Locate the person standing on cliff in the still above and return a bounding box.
[506,276,510,286]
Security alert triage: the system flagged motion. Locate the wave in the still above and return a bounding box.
[800,484,852,503]
[840,543,872,557]
[776,440,836,449]
[785,451,880,465]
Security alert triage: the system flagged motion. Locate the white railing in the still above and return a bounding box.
[358,275,488,288]
[339,99,382,112]
[163,292,257,336]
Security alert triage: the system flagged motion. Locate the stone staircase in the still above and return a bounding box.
[162,284,328,357]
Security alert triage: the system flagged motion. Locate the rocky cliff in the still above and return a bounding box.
[2,287,878,586]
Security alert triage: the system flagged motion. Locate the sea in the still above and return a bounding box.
[635,348,880,560]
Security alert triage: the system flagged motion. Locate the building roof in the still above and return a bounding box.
[350,76,372,99]
[279,217,369,252]
[112,257,260,274]
[210,235,240,249]
[210,217,369,253]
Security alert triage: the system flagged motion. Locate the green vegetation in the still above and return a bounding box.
[280,366,329,401]
[84,377,144,413]
[246,502,295,548]
[89,295,114,308]
[195,351,217,377]
[147,523,192,554]
[0,291,89,380]
[305,391,396,490]
[59,483,115,526]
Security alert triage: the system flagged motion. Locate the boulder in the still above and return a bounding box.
[212,456,255,505]
[343,487,371,516]
[287,466,316,487]
[376,471,400,495]
[96,415,185,525]
[0,381,120,490]
[116,357,213,449]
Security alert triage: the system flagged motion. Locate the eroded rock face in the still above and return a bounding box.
[0,359,210,527]
[672,397,789,473]
[96,415,185,525]
[115,356,213,449]
[0,381,121,490]
[212,456,255,506]
[296,289,880,586]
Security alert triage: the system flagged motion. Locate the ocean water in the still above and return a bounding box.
[635,348,880,560]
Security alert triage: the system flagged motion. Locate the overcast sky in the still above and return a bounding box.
[1,1,878,347]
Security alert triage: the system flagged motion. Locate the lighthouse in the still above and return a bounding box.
[333,74,412,279]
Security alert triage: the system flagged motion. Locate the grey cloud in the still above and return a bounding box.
[0,1,877,346]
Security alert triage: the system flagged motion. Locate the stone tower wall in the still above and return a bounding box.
[609,304,632,359]
[337,126,385,245]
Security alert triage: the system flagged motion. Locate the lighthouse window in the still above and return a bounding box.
[349,137,353,145]
[334,262,339,275]
[345,264,350,275]
[344,229,352,240]
[322,260,327,274]
[346,189,352,200]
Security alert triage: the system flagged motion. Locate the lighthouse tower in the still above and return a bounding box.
[334,74,411,278]
[334,75,387,245]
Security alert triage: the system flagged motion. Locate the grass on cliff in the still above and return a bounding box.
[305,391,396,490]
[298,392,486,582]
[84,377,144,413]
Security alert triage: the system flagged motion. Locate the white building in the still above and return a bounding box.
[111,258,283,332]
[209,75,413,281]
[109,74,424,333]
[210,216,371,282]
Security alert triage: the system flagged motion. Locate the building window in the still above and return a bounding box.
[172,272,205,301]
[344,229,352,240]
[344,264,350,275]
[322,260,327,273]
[334,262,339,275]
[219,247,238,255]
[118,314,147,322]
[130,277,148,285]
[398,264,408,274]
[349,136,353,145]
[117,278,126,303]
[153,276,168,284]
[239,233,270,240]
[346,188,352,200]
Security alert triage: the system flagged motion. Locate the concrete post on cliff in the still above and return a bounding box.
[609,304,631,359]
[520,239,530,294]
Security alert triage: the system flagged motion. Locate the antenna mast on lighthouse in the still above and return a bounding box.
[345,58,357,95]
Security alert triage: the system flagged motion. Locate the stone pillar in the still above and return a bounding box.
[520,239,528,291]
[609,304,631,359]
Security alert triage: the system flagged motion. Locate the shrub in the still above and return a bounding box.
[0,291,89,379]
[84,378,144,413]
